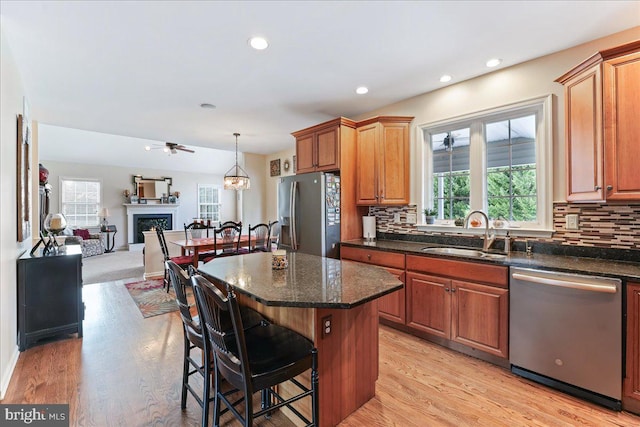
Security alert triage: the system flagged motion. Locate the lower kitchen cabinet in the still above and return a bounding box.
[340,246,406,324]
[406,255,509,359]
[625,282,640,413]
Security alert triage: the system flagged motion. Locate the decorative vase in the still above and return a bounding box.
[39,164,49,185]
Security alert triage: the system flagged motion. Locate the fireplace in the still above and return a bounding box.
[133,214,172,244]
[125,203,179,251]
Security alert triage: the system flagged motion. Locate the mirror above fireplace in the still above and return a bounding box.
[132,175,172,201]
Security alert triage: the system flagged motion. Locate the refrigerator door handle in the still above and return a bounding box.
[290,181,298,250]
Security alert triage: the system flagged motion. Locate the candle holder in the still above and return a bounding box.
[272,250,288,270]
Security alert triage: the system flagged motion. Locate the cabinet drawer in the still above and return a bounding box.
[406,255,507,288]
[341,246,405,269]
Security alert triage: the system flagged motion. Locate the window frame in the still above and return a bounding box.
[59,177,103,228]
[417,95,553,237]
[197,184,222,222]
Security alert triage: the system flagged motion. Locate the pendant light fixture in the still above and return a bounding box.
[224,133,251,190]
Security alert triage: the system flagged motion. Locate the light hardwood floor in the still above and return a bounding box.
[2,280,639,426]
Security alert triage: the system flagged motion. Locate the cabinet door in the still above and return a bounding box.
[295,133,316,174]
[450,280,508,359]
[378,121,410,205]
[355,123,379,205]
[625,282,640,410]
[406,272,450,339]
[315,126,339,171]
[378,268,405,324]
[564,63,604,202]
[604,51,640,201]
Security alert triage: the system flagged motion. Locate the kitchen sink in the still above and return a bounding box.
[421,247,506,260]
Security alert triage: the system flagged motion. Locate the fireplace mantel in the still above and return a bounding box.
[124,203,179,251]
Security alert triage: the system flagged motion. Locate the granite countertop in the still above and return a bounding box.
[341,239,640,281]
[197,251,403,309]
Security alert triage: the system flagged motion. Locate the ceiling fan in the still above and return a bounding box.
[144,142,195,154]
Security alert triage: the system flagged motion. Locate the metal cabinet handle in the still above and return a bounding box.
[451,287,456,293]
[595,185,601,190]
[607,185,613,191]
[445,287,450,292]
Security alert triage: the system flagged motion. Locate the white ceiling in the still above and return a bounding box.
[2,1,639,157]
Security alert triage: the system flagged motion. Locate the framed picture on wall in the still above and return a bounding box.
[270,159,281,177]
[16,97,32,242]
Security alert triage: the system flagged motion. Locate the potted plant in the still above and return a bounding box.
[423,208,437,224]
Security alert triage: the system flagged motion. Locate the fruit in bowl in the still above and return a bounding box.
[470,218,482,227]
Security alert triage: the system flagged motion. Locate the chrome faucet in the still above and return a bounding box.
[464,210,496,252]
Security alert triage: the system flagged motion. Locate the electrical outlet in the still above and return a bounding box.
[321,315,332,338]
[406,213,417,224]
[393,213,401,223]
[566,214,579,230]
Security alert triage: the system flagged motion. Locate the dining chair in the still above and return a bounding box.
[184,222,207,240]
[247,223,270,253]
[221,220,242,229]
[156,228,193,292]
[191,274,319,427]
[167,262,268,427]
[267,220,279,251]
[212,223,242,257]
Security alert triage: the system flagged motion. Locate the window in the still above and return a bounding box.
[421,95,552,231]
[60,178,101,227]
[198,185,222,221]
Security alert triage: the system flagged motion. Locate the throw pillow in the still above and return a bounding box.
[73,228,91,240]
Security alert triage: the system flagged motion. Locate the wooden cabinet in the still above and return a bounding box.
[355,116,413,205]
[624,282,640,414]
[17,246,84,351]
[405,255,509,359]
[340,246,406,324]
[556,40,640,202]
[292,117,356,174]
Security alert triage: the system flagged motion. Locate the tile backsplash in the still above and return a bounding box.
[369,203,640,251]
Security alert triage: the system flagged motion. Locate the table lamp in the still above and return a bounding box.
[100,208,110,231]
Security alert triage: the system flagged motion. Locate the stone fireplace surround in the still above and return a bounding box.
[124,203,179,251]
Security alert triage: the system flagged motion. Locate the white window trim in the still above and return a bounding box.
[59,176,103,228]
[416,95,554,238]
[197,184,222,222]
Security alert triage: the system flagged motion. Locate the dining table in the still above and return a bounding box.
[171,235,251,267]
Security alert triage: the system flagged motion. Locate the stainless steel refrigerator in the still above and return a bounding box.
[278,172,340,258]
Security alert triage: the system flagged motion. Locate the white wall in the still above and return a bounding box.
[242,152,267,228]
[352,27,640,205]
[0,23,27,398]
[41,160,240,250]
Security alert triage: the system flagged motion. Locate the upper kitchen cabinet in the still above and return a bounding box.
[355,116,413,205]
[556,40,640,202]
[292,117,356,174]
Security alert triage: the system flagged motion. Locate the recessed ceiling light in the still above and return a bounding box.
[439,75,452,83]
[200,103,216,109]
[356,86,369,95]
[486,58,502,68]
[249,36,269,50]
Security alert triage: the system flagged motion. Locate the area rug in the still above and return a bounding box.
[124,279,177,318]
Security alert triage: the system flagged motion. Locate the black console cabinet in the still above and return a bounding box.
[17,245,84,351]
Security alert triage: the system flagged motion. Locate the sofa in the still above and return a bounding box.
[59,228,105,258]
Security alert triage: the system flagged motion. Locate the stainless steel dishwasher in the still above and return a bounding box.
[510,267,622,410]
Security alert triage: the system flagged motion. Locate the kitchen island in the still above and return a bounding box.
[198,251,402,427]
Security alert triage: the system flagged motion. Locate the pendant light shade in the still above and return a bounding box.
[224,133,251,190]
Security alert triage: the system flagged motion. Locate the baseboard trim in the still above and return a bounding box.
[0,345,20,399]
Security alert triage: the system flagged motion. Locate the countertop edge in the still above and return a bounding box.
[341,240,640,281]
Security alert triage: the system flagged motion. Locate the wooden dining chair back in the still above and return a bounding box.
[156,228,193,292]
[184,222,207,240]
[248,223,270,252]
[192,274,319,427]
[268,220,279,251]
[166,261,212,427]
[221,220,242,229]
[213,223,242,256]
